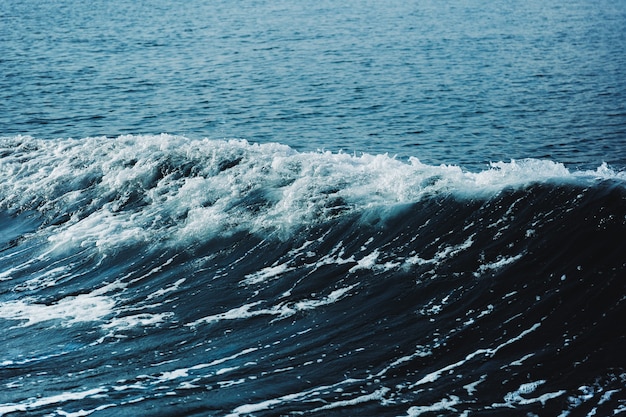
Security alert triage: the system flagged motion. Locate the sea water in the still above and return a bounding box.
[2,0,626,169]
[1,0,625,416]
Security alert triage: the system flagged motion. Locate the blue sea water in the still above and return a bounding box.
[1,0,626,416]
[2,0,626,169]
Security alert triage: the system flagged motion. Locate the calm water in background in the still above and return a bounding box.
[2,0,626,170]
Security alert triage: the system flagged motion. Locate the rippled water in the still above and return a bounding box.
[2,0,625,169]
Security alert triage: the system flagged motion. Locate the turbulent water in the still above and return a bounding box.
[0,136,624,416]
[2,0,626,416]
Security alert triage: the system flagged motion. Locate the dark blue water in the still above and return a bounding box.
[1,0,626,416]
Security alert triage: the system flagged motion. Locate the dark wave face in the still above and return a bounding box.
[0,136,624,416]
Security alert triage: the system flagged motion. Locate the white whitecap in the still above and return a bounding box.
[0,293,115,327]
[1,135,623,253]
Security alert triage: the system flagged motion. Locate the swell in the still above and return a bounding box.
[0,136,625,416]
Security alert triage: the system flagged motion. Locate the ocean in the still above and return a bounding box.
[1,0,625,416]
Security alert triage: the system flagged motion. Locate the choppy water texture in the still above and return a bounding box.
[1,0,626,416]
[0,136,625,416]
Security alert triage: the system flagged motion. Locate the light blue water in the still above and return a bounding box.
[2,0,625,170]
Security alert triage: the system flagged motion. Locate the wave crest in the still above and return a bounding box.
[0,135,624,250]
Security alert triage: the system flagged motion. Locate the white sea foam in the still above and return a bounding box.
[225,378,367,417]
[46,209,149,251]
[242,263,294,285]
[215,366,239,375]
[216,379,246,388]
[13,264,73,291]
[463,374,487,396]
[0,256,39,281]
[475,253,524,276]
[0,387,106,415]
[187,284,357,327]
[404,396,461,417]
[226,398,284,417]
[409,322,541,388]
[405,235,474,268]
[0,293,116,327]
[0,274,174,335]
[1,135,623,251]
[493,379,566,408]
[147,278,186,300]
[374,347,432,378]
[55,403,117,417]
[311,387,391,412]
[510,353,535,366]
[103,312,174,331]
[154,347,258,383]
[349,249,380,273]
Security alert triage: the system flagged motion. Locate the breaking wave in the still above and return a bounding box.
[0,135,625,416]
